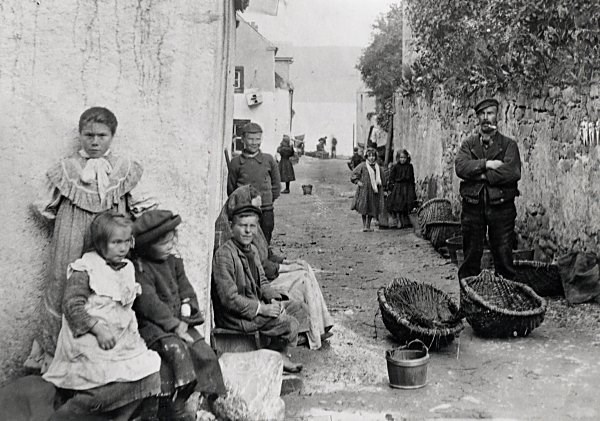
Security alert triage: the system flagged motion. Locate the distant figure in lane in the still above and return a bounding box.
[331,136,338,159]
[351,148,384,232]
[387,149,417,229]
[347,147,364,170]
[227,122,281,244]
[277,135,295,194]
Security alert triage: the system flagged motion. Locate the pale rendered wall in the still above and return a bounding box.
[236,17,276,92]
[0,0,235,382]
[234,91,279,155]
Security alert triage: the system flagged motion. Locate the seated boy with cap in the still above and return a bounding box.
[211,192,308,373]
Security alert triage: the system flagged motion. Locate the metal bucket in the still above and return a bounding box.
[385,340,429,389]
[302,184,313,195]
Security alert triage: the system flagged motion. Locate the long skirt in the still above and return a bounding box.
[279,158,296,182]
[352,185,379,216]
[387,182,417,214]
[269,261,333,349]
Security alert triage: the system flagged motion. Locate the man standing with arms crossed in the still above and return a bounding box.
[228,122,281,244]
[455,99,522,280]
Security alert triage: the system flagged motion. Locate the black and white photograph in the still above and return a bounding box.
[1,0,600,420]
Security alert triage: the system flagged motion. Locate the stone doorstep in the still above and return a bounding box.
[281,373,303,395]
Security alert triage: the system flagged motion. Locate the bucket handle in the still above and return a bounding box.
[386,339,429,359]
[406,339,429,354]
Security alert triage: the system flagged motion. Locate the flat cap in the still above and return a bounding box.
[133,209,181,246]
[242,122,263,135]
[474,98,499,114]
[227,186,262,220]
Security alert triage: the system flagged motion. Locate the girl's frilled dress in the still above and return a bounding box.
[43,252,161,414]
[38,152,143,359]
[351,161,385,217]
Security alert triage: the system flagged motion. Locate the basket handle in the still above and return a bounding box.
[406,339,429,354]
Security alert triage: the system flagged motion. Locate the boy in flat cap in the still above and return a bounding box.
[227,122,281,245]
[455,98,522,280]
[212,194,308,373]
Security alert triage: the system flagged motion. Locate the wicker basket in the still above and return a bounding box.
[425,221,461,250]
[378,277,464,349]
[513,260,564,297]
[417,198,454,238]
[460,270,547,338]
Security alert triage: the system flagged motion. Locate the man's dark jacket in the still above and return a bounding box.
[455,132,521,205]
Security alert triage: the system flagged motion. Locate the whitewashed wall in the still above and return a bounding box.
[0,0,235,381]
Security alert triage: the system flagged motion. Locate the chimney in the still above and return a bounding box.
[249,21,258,31]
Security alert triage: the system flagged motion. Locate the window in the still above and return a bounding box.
[232,119,250,154]
[234,66,244,93]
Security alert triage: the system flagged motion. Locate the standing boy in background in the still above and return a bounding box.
[227,122,281,244]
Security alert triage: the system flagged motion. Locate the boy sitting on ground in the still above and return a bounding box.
[211,193,308,373]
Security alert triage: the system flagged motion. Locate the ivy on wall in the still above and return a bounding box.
[403,0,600,99]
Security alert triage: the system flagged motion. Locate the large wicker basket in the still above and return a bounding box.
[417,198,453,238]
[460,270,547,338]
[378,278,464,349]
[425,221,461,250]
[513,260,564,297]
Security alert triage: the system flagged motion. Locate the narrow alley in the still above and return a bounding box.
[274,157,600,421]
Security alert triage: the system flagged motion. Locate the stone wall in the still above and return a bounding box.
[394,83,600,261]
[0,0,235,382]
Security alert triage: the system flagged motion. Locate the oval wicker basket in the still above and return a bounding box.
[425,221,461,250]
[417,198,453,238]
[459,270,547,338]
[513,260,564,297]
[377,277,465,349]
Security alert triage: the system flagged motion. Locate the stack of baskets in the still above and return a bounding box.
[416,198,453,238]
[378,277,465,349]
[513,260,564,297]
[460,270,547,337]
[417,198,460,250]
[426,221,461,250]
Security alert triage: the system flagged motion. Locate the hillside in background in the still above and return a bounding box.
[286,46,363,103]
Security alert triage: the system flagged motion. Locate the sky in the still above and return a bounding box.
[241,0,399,156]
[243,0,399,48]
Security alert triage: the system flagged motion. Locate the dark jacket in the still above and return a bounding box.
[212,240,282,332]
[455,132,521,205]
[133,255,203,346]
[227,151,281,211]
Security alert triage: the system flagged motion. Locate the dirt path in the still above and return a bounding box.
[272,157,600,421]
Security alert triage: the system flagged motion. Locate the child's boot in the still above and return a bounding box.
[160,383,196,421]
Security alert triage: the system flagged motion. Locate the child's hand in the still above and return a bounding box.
[175,321,194,343]
[92,322,116,350]
[258,302,283,318]
[357,181,364,187]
